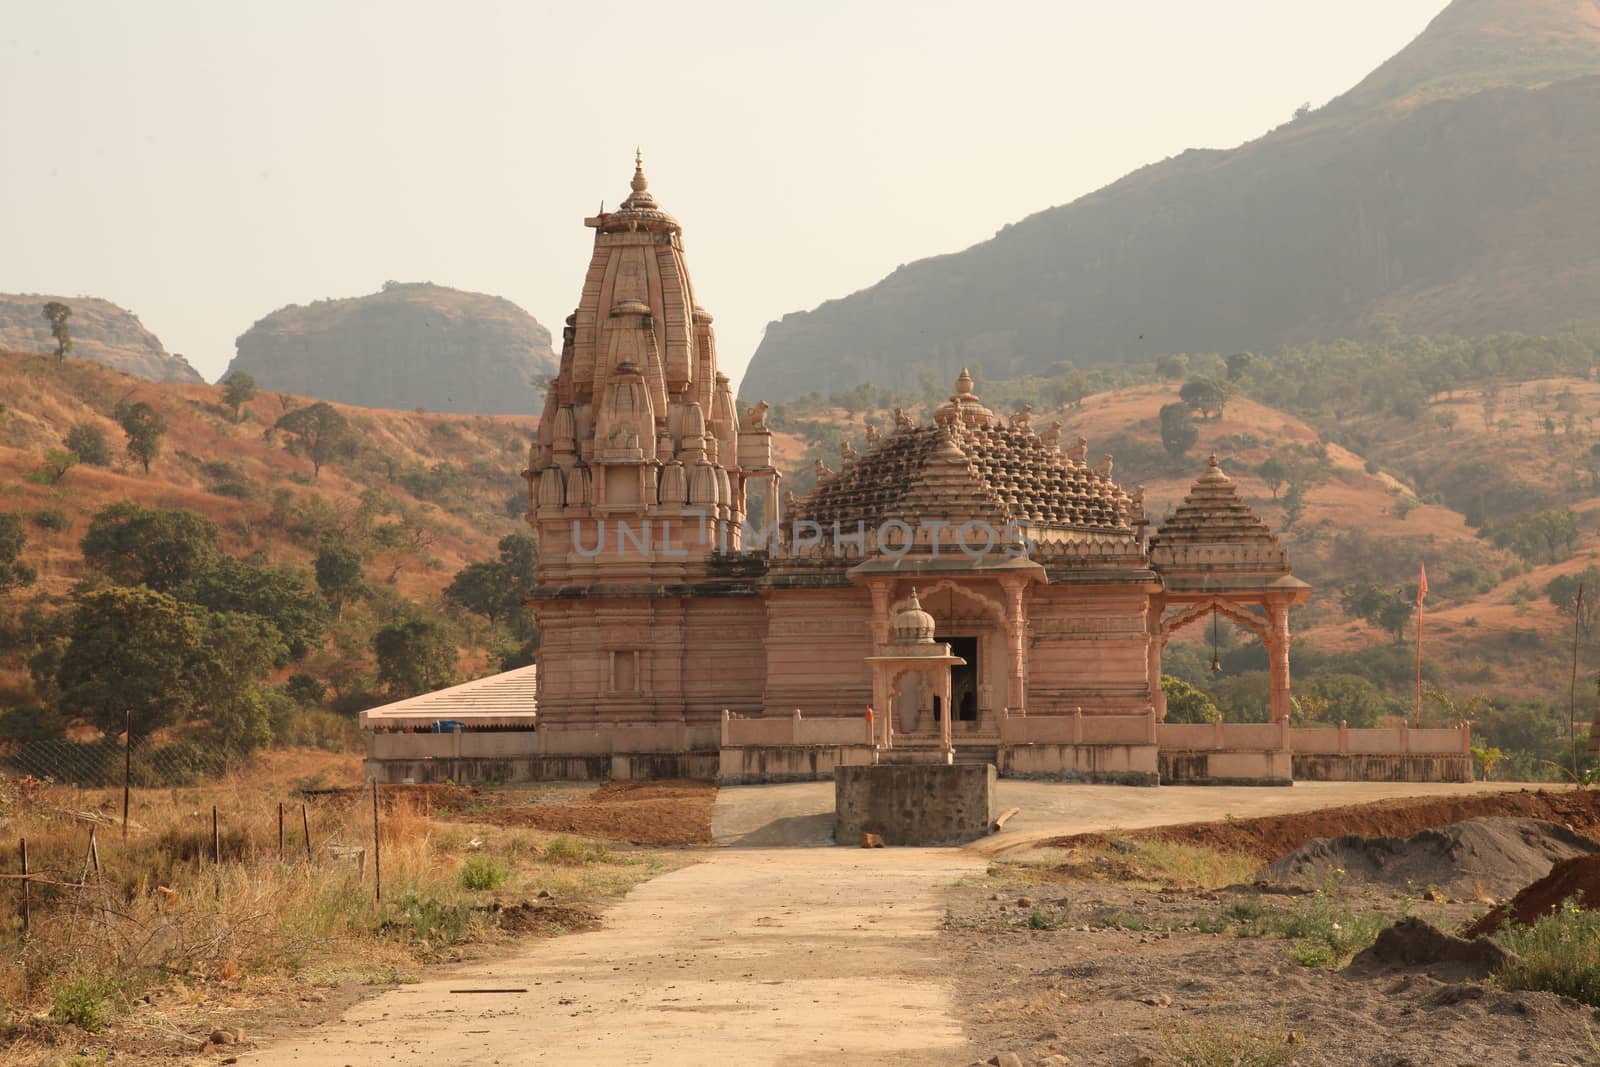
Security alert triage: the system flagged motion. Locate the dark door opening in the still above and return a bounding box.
[946,635,979,721]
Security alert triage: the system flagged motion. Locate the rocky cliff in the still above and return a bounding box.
[0,294,202,383]
[740,0,1600,402]
[225,283,557,415]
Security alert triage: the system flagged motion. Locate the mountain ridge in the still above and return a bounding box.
[225,282,557,415]
[740,0,1600,403]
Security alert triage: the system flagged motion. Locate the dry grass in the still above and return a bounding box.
[999,835,1258,892]
[0,756,681,1060]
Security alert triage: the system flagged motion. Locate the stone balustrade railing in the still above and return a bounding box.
[1290,722,1471,756]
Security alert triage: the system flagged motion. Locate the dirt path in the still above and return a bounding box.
[236,848,987,1067]
[240,779,1533,1065]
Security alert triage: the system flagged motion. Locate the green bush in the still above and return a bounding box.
[1495,901,1600,1006]
[49,970,125,1030]
[460,854,509,891]
[383,892,472,945]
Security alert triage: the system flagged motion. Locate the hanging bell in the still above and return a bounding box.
[1211,654,1223,675]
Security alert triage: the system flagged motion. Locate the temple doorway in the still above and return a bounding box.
[945,636,979,721]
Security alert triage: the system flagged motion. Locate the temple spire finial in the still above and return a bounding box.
[631,148,647,193]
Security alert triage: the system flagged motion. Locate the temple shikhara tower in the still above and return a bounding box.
[365,158,1475,788]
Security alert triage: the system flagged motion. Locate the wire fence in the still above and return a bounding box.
[0,737,237,788]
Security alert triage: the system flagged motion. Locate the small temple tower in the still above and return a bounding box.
[524,157,777,734]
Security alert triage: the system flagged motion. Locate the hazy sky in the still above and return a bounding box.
[2,1,1447,403]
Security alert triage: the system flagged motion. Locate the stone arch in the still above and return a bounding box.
[1160,596,1269,642]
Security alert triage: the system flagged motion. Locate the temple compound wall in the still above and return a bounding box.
[361,161,1473,790]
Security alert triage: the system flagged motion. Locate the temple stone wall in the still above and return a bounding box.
[1026,586,1156,715]
[762,588,874,715]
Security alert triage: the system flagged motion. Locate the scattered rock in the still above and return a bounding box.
[1137,992,1172,1007]
[1346,917,1518,982]
[861,832,886,848]
[1017,897,1034,907]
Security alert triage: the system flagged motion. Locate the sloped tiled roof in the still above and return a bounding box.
[359,664,538,731]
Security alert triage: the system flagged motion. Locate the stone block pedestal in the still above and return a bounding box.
[833,763,997,846]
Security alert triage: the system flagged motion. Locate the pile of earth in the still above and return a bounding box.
[1346,916,1517,982]
[1257,816,1600,899]
[1464,853,1600,937]
[471,780,716,847]
[1047,788,1600,861]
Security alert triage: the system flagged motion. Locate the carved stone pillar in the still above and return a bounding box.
[869,581,892,651]
[1001,577,1027,713]
[940,668,954,762]
[1268,598,1292,723]
[1148,595,1168,721]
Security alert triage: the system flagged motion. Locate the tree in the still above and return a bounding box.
[1282,483,1306,528]
[1155,354,1189,381]
[1179,378,1228,420]
[116,400,167,473]
[274,401,355,479]
[1158,402,1198,459]
[65,423,112,466]
[1257,456,1287,500]
[221,371,258,422]
[56,586,209,740]
[0,513,38,593]
[183,558,330,664]
[444,533,539,626]
[188,611,286,757]
[1161,675,1220,723]
[30,448,78,485]
[1546,567,1600,635]
[1225,352,1255,382]
[80,502,220,593]
[1341,581,1414,642]
[1494,509,1579,564]
[41,301,72,359]
[373,619,457,699]
[314,544,365,615]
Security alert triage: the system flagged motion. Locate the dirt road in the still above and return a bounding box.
[243,779,1524,1065]
[237,848,987,1067]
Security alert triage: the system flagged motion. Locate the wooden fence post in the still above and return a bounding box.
[371,781,382,904]
[19,838,29,937]
[212,806,221,864]
[302,804,312,863]
[277,802,285,863]
[122,710,132,840]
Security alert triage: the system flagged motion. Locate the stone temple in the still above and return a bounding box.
[362,160,1474,787]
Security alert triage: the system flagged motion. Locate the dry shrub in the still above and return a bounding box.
[1159,1017,1303,1066]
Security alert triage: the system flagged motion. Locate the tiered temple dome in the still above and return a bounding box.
[793,369,1139,549]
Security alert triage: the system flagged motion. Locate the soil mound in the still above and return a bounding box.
[1047,789,1600,861]
[1258,816,1600,898]
[1463,853,1600,937]
[1346,917,1518,981]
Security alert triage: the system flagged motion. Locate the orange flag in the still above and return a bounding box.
[1416,562,1429,606]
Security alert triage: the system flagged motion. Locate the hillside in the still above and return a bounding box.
[0,294,202,383]
[740,0,1600,403]
[226,282,558,415]
[0,348,538,709]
